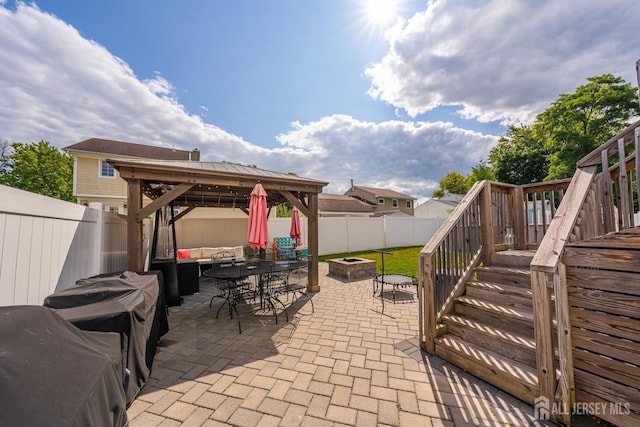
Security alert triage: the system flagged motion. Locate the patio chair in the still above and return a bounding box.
[208,260,240,322]
[271,258,314,314]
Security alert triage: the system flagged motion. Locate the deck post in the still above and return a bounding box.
[479,182,494,261]
[420,253,436,353]
[511,186,526,250]
[554,262,574,426]
[531,269,557,422]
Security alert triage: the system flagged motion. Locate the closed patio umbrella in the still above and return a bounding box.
[290,206,301,245]
[247,183,269,249]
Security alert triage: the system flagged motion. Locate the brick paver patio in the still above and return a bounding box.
[127,262,551,426]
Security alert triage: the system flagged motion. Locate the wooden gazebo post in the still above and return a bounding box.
[127,179,144,271]
[307,193,320,292]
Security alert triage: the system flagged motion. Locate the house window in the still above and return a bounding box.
[406,200,412,209]
[378,198,385,205]
[100,160,115,178]
[392,199,398,208]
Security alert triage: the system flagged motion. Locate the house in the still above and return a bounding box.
[343,185,416,216]
[317,193,373,217]
[414,193,463,218]
[64,138,200,214]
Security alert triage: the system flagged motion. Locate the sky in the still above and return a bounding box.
[1,0,639,203]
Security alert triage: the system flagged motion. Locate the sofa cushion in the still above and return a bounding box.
[178,246,245,264]
[188,248,202,259]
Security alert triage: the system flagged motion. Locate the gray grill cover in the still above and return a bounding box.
[0,306,127,427]
[43,271,168,404]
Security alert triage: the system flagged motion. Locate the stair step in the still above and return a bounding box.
[454,295,534,337]
[489,250,535,267]
[434,335,537,405]
[475,265,531,288]
[441,314,537,368]
[466,281,533,309]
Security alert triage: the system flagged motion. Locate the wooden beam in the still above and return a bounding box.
[126,179,143,271]
[137,183,195,221]
[170,205,195,224]
[531,166,596,273]
[281,191,312,218]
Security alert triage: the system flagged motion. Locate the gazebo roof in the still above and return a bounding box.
[108,159,328,210]
[109,158,327,290]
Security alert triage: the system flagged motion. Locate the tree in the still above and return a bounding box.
[433,160,495,198]
[0,138,9,173]
[432,171,468,198]
[0,141,75,201]
[488,124,548,184]
[537,74,640,180]
[465,158,495,188]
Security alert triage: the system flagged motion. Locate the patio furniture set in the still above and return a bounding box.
[205,250,314,333]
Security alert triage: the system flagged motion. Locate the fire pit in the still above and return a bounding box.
[327,257,376,281]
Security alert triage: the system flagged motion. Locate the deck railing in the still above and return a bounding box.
[521,179,572,247]
[419,176,574,353]
[531,119,640,424]
[419,180,543,352]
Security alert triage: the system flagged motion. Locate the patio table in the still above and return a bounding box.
[204,260,307,332]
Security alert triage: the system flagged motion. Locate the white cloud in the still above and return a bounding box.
[0,2,498,201]
[273,115,497,197]
[366,0,640,124]
[0,3,253,156]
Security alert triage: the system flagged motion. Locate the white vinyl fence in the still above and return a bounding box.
[177,215,444,255]
[0,185,128,305]
[1,184,445,306]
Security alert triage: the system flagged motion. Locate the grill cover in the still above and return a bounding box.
[0,306,127,427]
[43,271,169,404]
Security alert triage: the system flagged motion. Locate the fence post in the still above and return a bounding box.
[89,202,104,276]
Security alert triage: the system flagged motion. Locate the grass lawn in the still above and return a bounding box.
[319,246,423,277]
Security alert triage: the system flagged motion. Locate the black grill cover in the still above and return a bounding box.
[0,306,127,427]
[43,271,169,404]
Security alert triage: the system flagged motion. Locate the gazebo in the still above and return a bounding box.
[108,159,328,291]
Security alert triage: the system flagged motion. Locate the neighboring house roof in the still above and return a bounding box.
[64,138,200,161]
[439,193,464,203]
[425,199,458,208]
[414,197,460,218]
[318,193,373,213]
[348,185,416,200]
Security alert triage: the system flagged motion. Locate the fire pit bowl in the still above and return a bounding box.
[327,257,376,281]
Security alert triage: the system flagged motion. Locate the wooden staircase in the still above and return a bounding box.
[434,250,541,405]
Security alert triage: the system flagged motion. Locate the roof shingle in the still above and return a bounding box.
[64,138,200,161]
